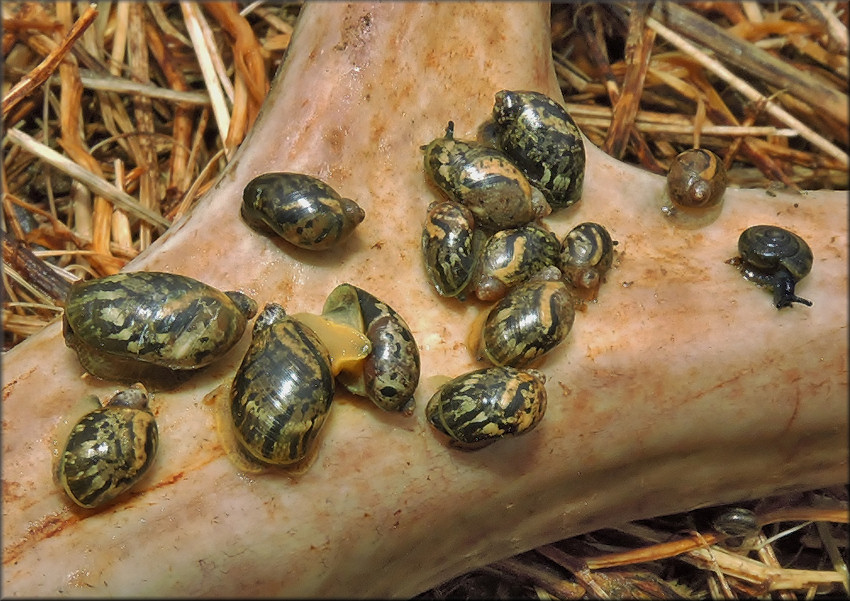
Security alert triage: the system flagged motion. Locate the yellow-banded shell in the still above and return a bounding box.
[667,148,727,209]
[560,222,616,293]
[230,303,335,466]
[63,272,257,385]
[58,384,158,509]
[421,200,484,299]
[472,222,561,301]
[323,284,420,414]
[242,172,365,250]
[492,90,586,209]
[474,278,575,368]
[423,121,551,231]
[425,367,547,449]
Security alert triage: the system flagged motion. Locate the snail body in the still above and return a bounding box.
[230,303,335,466]
[425,366,548,449]
[472,222,561,301]
[63,272,257,385]
[735,225,813,308]
[667,148,727,209]
[560,222,616,294]
[492,90,585,209]
[58,384,158,509]
[323,284,420,414]
[473,277,575,368]
[242,172,365,250]
[421,200,484,299]
[423,121,551,231]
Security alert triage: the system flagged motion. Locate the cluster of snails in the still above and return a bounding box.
[419,90,615,449]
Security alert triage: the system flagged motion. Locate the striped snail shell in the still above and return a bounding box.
[421,200,485,299]
[230,303,335,466]
[58,383,158,509]
[667,148,727,209]
[735,225,813,308]
[711,507,760,538]
[473,277,575,368]
[560,222,616,293]
[63,272,257,386]
[472,222,562,301]
[242,172,365,250]
[492,90,586,210]
[425,366,548,449]
[422,121,551,231]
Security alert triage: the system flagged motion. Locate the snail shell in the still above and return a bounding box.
[472,222,562,301]
[667,148,727,209]
[711,507,760,538]
[425,366,547,449]
[422,121,551,231]
[323,284,420,414]
[58,384,158,508]
[230,303,335,466]
[242,172,365,250]
[736,225,813,308]
[63,272,258,385]
[492,90,586,210]
[421,200,485,299]
[474,278,575,368]
[560,222,616,293]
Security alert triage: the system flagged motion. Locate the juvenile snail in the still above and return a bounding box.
[242,172,365,250]
[734,225,813,308]
[560,222,616,296]
[492,90,586,210]
[422,121,551,231]
[667,148,727,209]
[472,276,575,368]
[57,384,158,509]
[322,284,421,414]
[421,200,484,299]
[711,507,760,538]
[425,366,548,449]
[63,272,257,386]
[230,303,336,466]
[472,222,561,301]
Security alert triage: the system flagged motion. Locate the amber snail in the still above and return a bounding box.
[57,384,159,509]
[421,200,484,299]
[667,148,728,210]
[734,225,813,308]
[63,272,257,386]
[560,222,616,296]
[242,172,366,250]
[425,366,548,449]
[422,121,551,231]
[492,90,586,210]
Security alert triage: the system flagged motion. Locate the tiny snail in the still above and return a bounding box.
[711,507,760,538]
[425,366,547,449]
[63,272,258,386]
[472,222,562,302]
[422,121,551,231]
[560,222,616,297]
[472,276,575,368]
[492,90,586,209]
[734,225,814,308]
[322,284,421,414]
[667,148,727,209]
[58,383,158,509]
[421,200,485,299]
[242,172,365,250]
[230,303,335,466]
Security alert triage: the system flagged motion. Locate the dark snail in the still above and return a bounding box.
[735,225,813,308]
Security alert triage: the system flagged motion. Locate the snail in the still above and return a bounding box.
[492,89,586,210]
[63,271,258,386]
[242,172,365,250]
[472,276,575,368]
[57,383,158,509]
[667,148,727,209]
[425,366,548,449]
[733,225,813,308]
[422,121,551,231]
[711,507,760,538]
[471,222,562,301]
[230,303,337,466]
[421,200,485,299]
[560,222,616,297]
[321,284,420,414]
